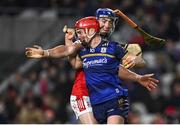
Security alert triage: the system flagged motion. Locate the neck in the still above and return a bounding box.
[89,35,101,48]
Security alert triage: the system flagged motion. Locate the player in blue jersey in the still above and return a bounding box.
[71,16,158,124]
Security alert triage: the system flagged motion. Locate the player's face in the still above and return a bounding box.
[98,17,114,34]
[75,28,89,43]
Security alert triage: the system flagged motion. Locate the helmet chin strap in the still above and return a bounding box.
[85,28,97,46]
[87,32,96,39]
[86,34,97,47]
[85,28,96,39]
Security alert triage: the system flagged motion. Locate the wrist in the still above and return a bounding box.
[74,40,88,47]
[43,50,50,57]
[135,75,141,82]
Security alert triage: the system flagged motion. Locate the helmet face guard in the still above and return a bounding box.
[96,8,118,37]
[75,16,100,43]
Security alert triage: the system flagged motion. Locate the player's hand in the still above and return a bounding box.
[122,54,137,69]
[66,28,75,40]
[63,25,75,40]
[25,45,44,58]
[136,74,159,91]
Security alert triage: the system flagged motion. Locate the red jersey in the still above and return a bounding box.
[71,69,89,97]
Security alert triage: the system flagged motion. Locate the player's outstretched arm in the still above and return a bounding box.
[25,43,82,59]
[118,64,159,91]
[47,43,82,58]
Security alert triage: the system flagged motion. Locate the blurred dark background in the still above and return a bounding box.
[0,0,180,124]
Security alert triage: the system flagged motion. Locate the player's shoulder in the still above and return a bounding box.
[109,40,118,44]
[109,40,127,49]
[114,43,141,51]
[109,40,121,46]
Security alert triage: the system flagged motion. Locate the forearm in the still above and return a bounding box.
[44,43,82,58]
[45,45,68,58]
[119,65,159,92]
[68,53,78,68]
[68,55,83,69]
[118,64,141,82]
